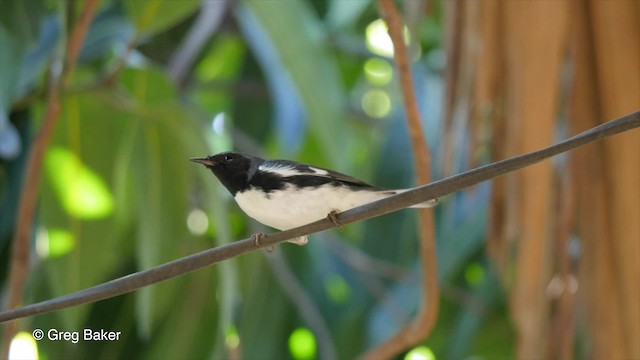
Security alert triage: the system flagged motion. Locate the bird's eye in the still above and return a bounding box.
[223,155,233,163]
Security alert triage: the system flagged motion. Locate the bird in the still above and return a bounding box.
[191,151,437,246]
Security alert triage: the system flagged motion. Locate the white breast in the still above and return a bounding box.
[233,184,386,230]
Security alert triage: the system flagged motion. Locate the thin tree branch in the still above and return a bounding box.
[62,0,98,85]
[325,238,412,281]
[359,1,439,359]
[265,249,337,360]
[0,110,636,324]
[168,0,227,85]
[1,0,100,355]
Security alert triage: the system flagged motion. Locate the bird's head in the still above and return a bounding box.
[191,152,260,195]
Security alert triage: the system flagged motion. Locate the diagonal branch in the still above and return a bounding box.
[0,110,637,324]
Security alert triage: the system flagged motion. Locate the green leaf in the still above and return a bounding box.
[0,26,21,107]
[0,1,56,159]
[79,5,134,62]
[240,1,348,167]
[119,66,206,337]
[0,26,24,158]
[44,146,115,219]
[326,0,371,30]
[120,67,177,106]
[124,0,200,38]
[0,0,47,45]
[39,92,132,329]
[0,113,30,245]
[192,34,246,113]
[0,0,53,102]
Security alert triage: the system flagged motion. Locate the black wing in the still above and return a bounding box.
[263,160,376,189]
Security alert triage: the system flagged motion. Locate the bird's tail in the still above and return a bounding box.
[382,189,438,208]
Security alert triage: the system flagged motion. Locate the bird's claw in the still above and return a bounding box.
[252,232,274,252]
[327,210,344,230]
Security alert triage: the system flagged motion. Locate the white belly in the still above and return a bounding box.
[233,185,385,230]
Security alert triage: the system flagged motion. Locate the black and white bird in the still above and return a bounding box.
[191,151,436,246]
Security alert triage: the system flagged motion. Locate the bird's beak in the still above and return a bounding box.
[190,157,216,166]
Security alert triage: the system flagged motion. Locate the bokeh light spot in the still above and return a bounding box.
[366,19,393,57]
[212,112,226,135]
[288,327,316,360]
[49,229,75,258]
[464,262,486,287]
[225,325,240,350]
[364,58,393,86]
[365,19,411,58]
[362,89,391,118]
[9,331,39,360]
[405,346,436,360]
[36,227,75,258]
[324,274,351,304]
[45,147,114,219]
[187,208,209,235]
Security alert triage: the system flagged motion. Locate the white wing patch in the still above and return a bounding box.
[258,163,300,177]
[259,163,332,178]
[308,167,329,176]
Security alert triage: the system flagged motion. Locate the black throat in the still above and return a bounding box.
[208,154,262,196]
[210,167,248,196]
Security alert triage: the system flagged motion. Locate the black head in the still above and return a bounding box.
[191,152,263,195]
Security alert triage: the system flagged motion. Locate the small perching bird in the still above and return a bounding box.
[191,152,437,246]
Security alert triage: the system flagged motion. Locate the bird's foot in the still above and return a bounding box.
[327,210,344,230]
[252,232,274,252]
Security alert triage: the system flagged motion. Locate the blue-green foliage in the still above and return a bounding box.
[0,1,511,359]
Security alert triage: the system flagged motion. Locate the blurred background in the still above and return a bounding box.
[1,0,638,359]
